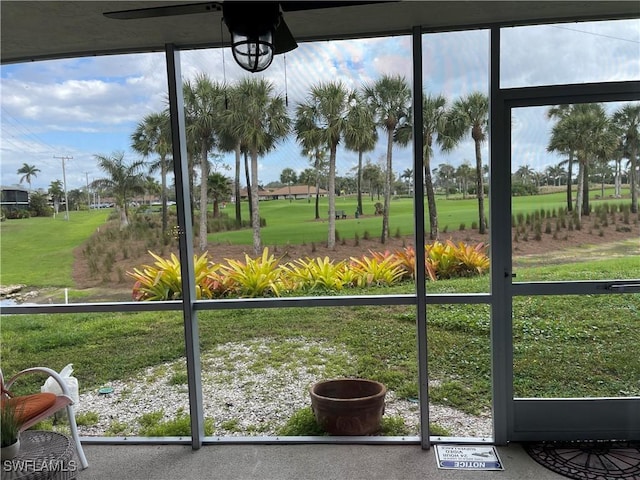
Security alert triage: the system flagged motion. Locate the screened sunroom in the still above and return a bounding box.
[1,1,638,470]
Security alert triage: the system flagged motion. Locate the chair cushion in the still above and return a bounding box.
[1,392,57,425]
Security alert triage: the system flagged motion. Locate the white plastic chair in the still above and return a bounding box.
[1,367,88,469]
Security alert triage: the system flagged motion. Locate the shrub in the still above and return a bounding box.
[29,192,54,217]
[349,251,405,287]
[425,240,489,280]
[281,257,347,291]
[393,246,417,280]
[277,407,326,436]
[138,409,214,436]
[130,242,490,301]
[128,251,224,301]
[219,248,284,297]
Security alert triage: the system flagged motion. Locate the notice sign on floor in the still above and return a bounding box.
[435,445,504,471]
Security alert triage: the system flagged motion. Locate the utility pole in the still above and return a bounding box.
[54,155,73,220]
[84,171,91,209]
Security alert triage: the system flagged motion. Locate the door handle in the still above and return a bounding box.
[606,284,640,293]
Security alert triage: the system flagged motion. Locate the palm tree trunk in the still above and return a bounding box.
[199,148,209,252]
[631,146,638,214]
[188,154,197,226]
[327,144,337,249]
[314,176,320,220]
[575,160,585,222]
[582,162,590,217]
[120,203,129,229]
[566,154,574,212]
[250,150,261,255]
[615,158,621,197]
[474,139,486,234]
[234,143,242,227]
[244,151,253,222]
[424,152,438,240]
[381,129,393,243]
[357,151,363,215]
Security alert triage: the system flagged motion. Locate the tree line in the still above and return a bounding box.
[15,73,638,251]
[123,73,496,252]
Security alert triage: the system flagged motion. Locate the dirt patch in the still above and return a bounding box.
[71,210,638,301]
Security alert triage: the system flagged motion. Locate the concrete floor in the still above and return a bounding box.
[75,443,568,480]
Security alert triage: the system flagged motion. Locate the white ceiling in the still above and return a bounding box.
[1,1,639,65]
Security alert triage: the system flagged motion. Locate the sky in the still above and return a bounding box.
[1,18,638,193]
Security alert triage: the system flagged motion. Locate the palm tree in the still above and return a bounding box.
[280,167,297,202]
[456,162,474,199]
[400,168,413,194]
[514,164,536,185]
[91,152,146,228]
[66,188,84,211]
[142,175,161,205]
[184,74,226,252]
[612,103,640,214]
[225,77,290,255]
[582,105,616,216]
[435,163,456,198]
[549,104,616,221]
[396,92,448,240]
[363,75,412,243]
[219,83,245,228]
[301,144,328,218]
[298,168,316,204]
[362,161,385,201]
[444,92,489,234]
[17,163,40,191]
[295,81,353,249]
[49,180,64,215]
[344,91,378,216]
[208,172,232,218]
[131,111,172,235]
[547,104,576,211]
[545,164,567,187]
[548,115,580,210]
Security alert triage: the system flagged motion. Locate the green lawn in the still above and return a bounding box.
[2,264,638,415]
[209,190,631,246]
[0,211,109,286]
[0,191,632,288]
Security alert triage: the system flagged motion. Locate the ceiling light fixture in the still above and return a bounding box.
[223,2,282,73]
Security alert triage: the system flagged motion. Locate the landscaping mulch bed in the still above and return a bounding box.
[70,212,638,298]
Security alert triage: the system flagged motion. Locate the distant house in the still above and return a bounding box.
[1,186,29,212]
[267,185,328,201]
[237,186,273,202]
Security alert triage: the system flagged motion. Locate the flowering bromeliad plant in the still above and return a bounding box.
[219,248,284,297]
[349,251,405,287]
[281,256,348,292]
[129,251,226,301]
[128,241,490,301]
[426,240,490,279]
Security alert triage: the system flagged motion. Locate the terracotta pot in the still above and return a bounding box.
[310,378,386,435]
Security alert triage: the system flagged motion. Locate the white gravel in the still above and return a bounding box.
[75,338,492,439]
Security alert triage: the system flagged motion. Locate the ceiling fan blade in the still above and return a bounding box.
[273,17,298,55]
[104,2,221,20]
